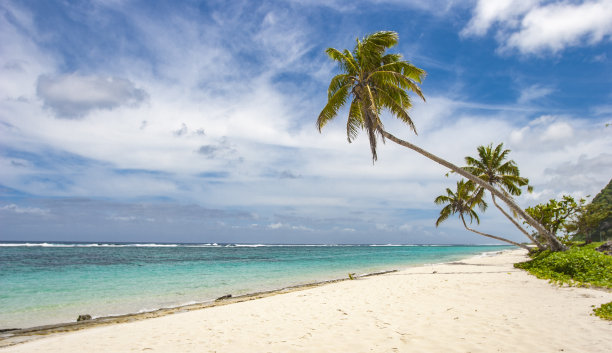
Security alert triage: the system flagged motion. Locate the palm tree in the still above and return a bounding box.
[435,180,530,250]
[317,31,426,162]
[317,30,567,251]
[463,143,545,250]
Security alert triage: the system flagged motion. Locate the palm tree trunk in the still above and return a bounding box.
[460,215,530,250]
[491,194,545,250]
[381,130,567,251]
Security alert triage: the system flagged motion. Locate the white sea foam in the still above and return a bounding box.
[369,244,410,247]
[0,242,209,248]
[0,242,510,249]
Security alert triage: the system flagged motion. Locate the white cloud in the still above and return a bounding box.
[266,222,313,231]
[398,223,414,232]
[0,204,49,215]
[463,0,612,55]
[108,215,156,222]
[517,85,554,104]
[507,0,612,54]
[462,0,541,37]
[541,121,573,141]
[0,3,55,100]
[267,222,284,229]
[37,74,148,118]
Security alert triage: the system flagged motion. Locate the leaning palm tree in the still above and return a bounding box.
[435,180,530,250]
[317,30,566,251]
[463,143,545,250]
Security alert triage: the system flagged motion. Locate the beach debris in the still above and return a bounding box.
[76,314,92,322]
[215,294,232,301]
[348,273,356,280]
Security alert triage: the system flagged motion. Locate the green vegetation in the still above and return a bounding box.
[514,242,612,320]
[515,243,612,287]
[577,179,612,242]
[593,302,612,320]
[525,195,584,244]
[523,179,611,245]
[567,202,610,243]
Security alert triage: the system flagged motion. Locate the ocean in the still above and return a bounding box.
[0,242,512,330]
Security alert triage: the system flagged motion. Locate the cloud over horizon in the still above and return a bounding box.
[1,0,611,244]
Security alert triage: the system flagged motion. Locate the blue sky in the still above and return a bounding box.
[1,0,611,244]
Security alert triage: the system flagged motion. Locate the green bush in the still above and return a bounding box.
[514,243,612,321]
[515,244,612,288]
[593,302,612,321]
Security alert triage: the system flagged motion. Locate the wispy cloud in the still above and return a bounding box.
[517,85,554,104]
[0,204,49,215]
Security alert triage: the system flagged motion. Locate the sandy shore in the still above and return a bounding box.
[2,249,611,352]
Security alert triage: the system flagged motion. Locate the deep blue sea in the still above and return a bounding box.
[0,242,512,329]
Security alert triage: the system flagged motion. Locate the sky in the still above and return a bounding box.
[1,0,611,244]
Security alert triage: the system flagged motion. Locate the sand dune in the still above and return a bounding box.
[2,249,611,353]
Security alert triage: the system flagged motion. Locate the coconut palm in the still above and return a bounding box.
[317,30,566,251]
[464,143,545,249]
[316,31,426,162]
[435,180,529,250]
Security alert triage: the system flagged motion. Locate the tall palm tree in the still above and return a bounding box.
[435,180,530,250]
[317,31,426,162]
[317,30,566,251]
[464,143,545,250]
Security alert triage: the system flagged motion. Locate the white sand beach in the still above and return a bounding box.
[2,249,611,353]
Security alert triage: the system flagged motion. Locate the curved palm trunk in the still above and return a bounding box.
[491,195,545,250]
[381,130,567,251]
[460,215,530,250]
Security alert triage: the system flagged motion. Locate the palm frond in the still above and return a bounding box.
[467,209,481,224]
[317,83,352,131]
[401,62,427,84]
[325,48,358,75]
[347,99,363,142]
[372,61,426,84]
[436,205,452,227]
[381,53,402,64]
[376,87,417,134]
[327,74,352,100]
[434,194,451,205]
[368,70,425,101]
[361,31,398,55]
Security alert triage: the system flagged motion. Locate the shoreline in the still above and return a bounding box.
[0,269,399,347]
[3,248,611,352]
[1,243,510,331]
[0,247,507,336]
[0,249,506,348]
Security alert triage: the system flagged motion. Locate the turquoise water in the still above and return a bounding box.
[0,242,511,329]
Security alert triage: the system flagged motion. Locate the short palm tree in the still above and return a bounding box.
[317,31,566,251]
[435,180,529,250]
[464,143,546,249]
